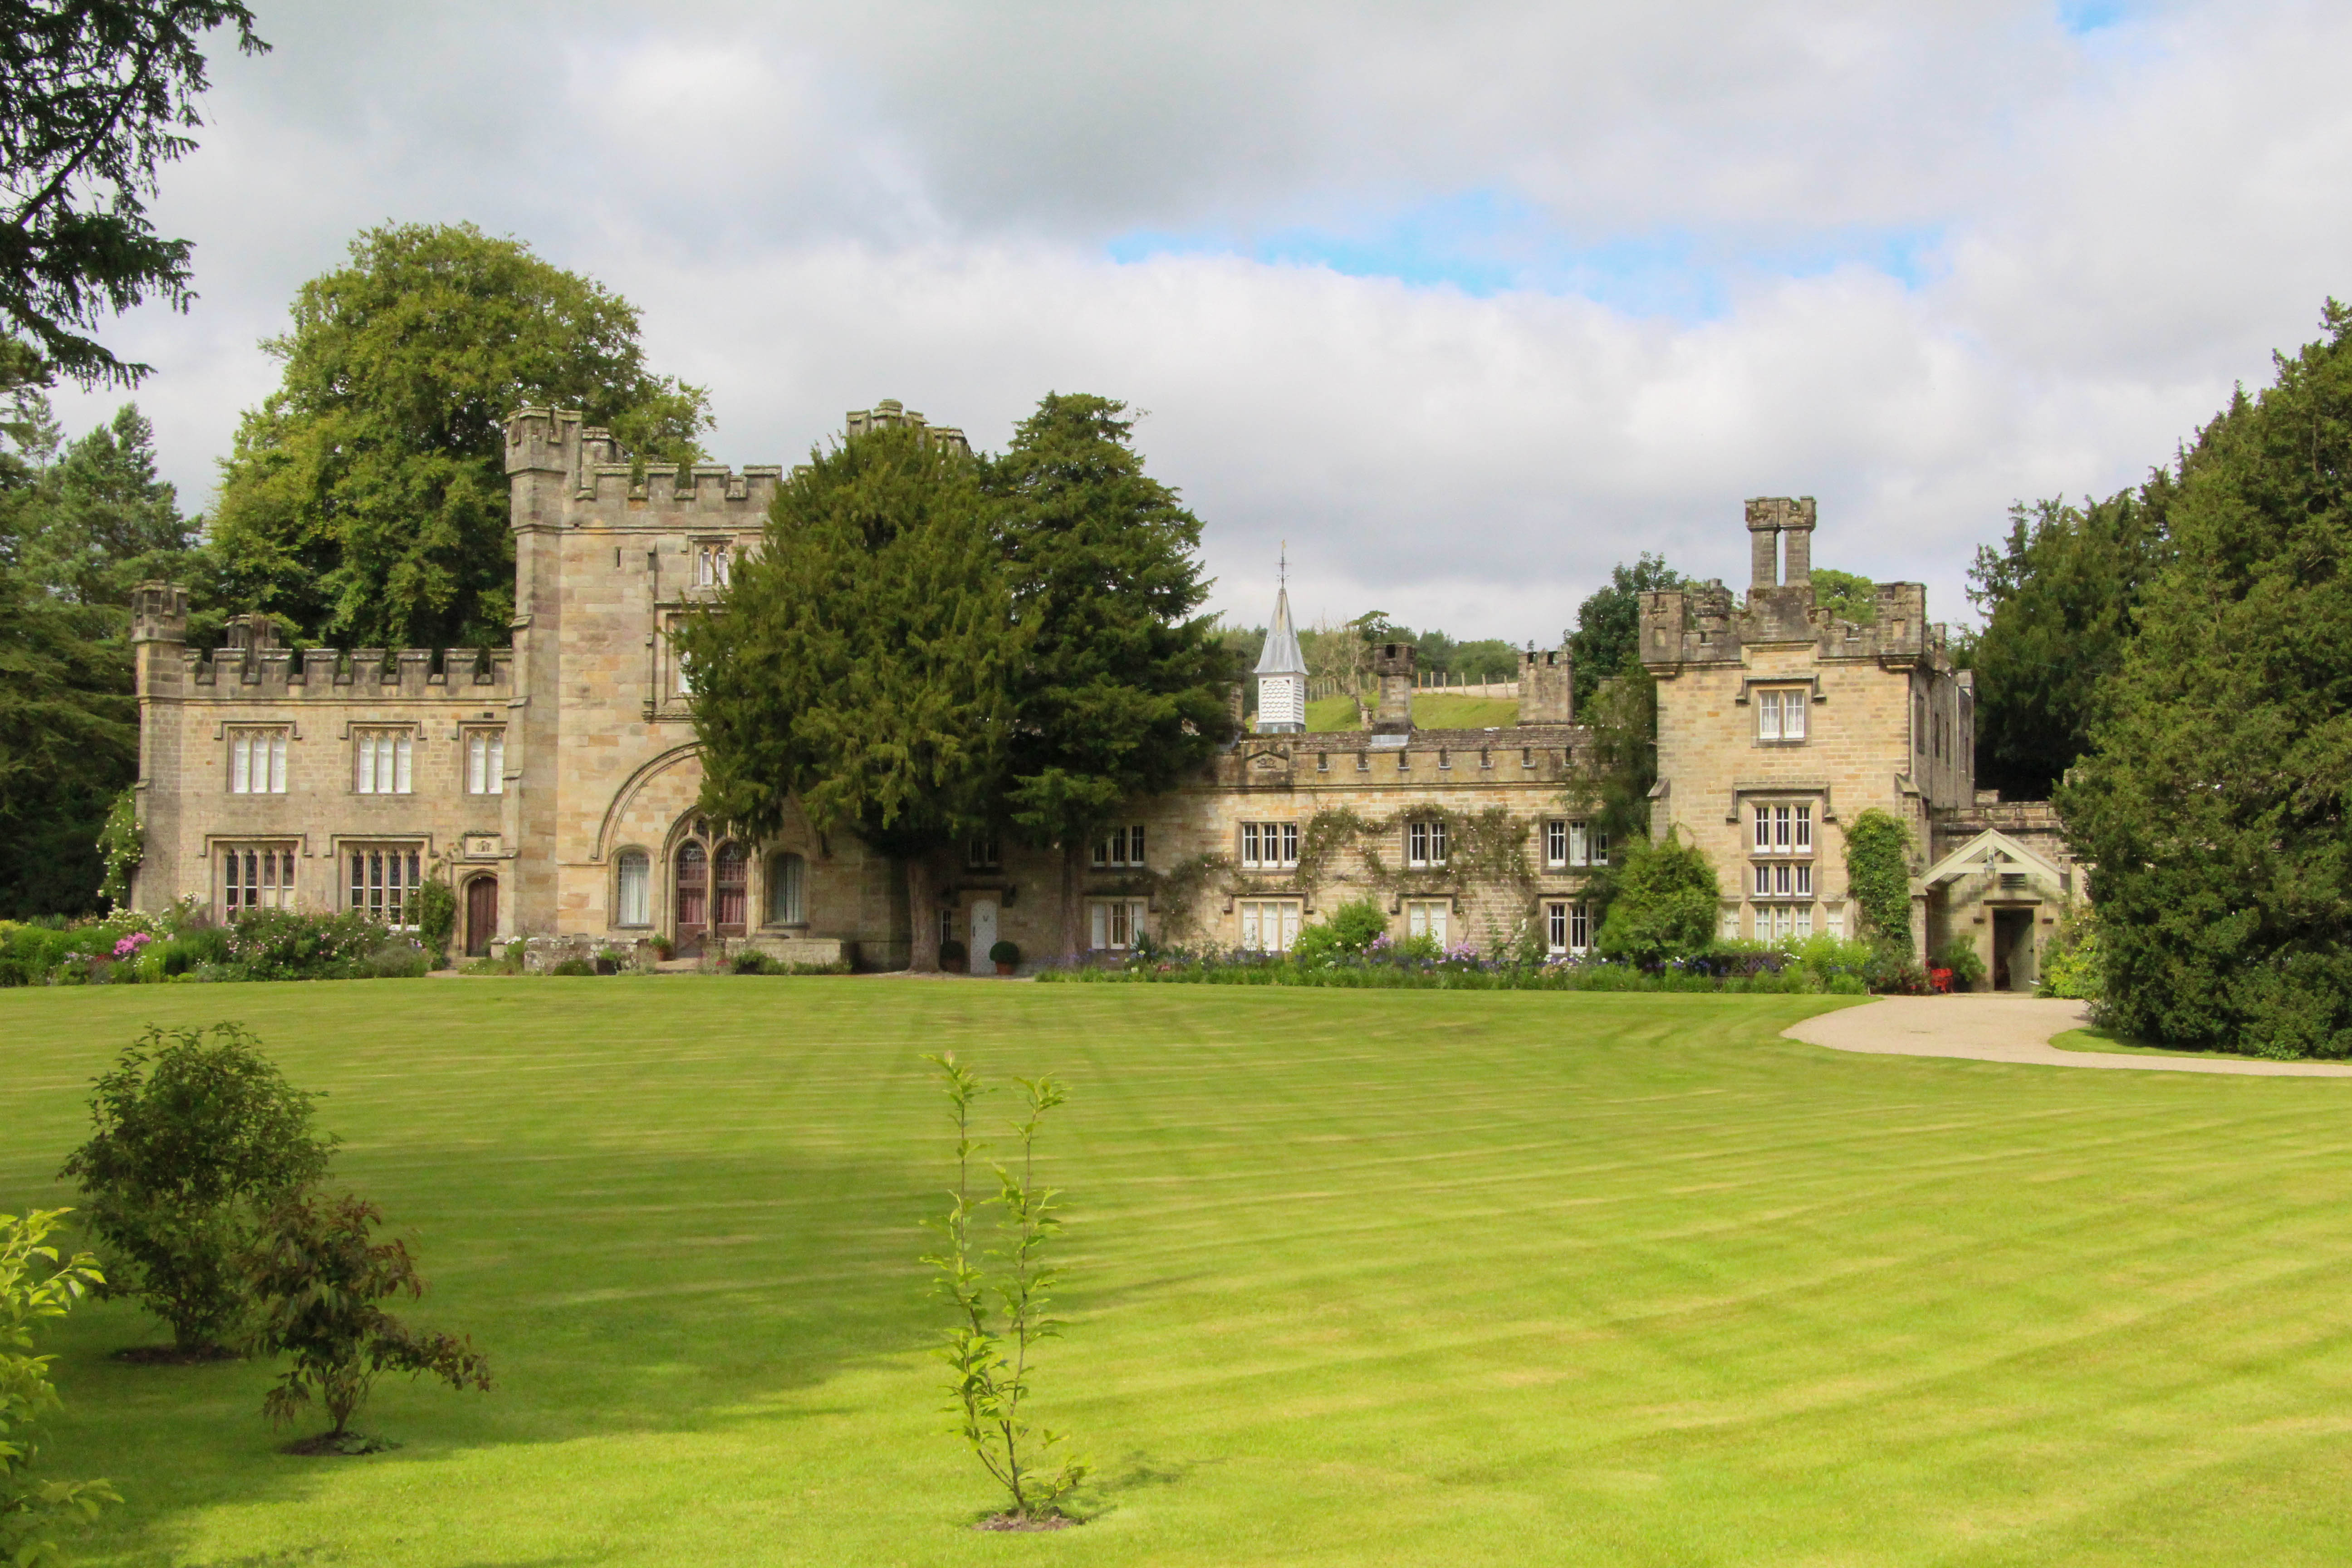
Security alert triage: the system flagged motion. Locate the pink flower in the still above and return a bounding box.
[113,931,152,960]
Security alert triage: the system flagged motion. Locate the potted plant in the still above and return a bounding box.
[990,939,1020,976]
[651,934,675,961]
[939,938,967,970]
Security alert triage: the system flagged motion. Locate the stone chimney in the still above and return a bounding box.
[1372,642,1416,735]
[1519,643,1573,724]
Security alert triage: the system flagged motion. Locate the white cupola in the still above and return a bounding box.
[1254,555,1308,735]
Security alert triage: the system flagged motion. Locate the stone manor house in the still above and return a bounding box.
[125,404,2081,987]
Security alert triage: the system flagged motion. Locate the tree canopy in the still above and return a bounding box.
[206,222,711,650]
[2059,301,2352,1057]
[1569,552,1682,714]
[679,422,1014,972]
[0,0,264,385]
[1966,487,2171,800]
[988,393,1233,957]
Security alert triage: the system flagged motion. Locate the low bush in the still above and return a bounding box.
[729,950,774,975]
[2038,909,2101,1001]
[227,909,418,982]
[548,958,597,976]
[939,939,968,966]
[1931,937,1988,992]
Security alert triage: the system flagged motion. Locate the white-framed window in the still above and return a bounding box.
[220,843,297,916]
[966,836,1001,870]
[1240,821,1299,869]
[353,728,413,795]
[466,729,505,795]
[1751,803,1814,855]
[769,852,805,924]
[1750,902,1818,943]
[1753,862,1816,898]
[1544,900,1593,955]
[1092,824,1147,868]
[1406,818,1448,867]
[1238,899,1301,953]
[616,850,651,926]
[228,727,289,794]
[1757,687,1809,742]
[1545,820,1568,867]
[348,844,424,928]
[696,541,731,588]
[1089,898,1148,951]
[1405,899,1450,943]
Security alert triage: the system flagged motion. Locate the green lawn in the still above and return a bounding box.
[1302,693,1519,731]
[10,979,2352,1566]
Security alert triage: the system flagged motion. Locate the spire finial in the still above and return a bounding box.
[1278,540,1287,591]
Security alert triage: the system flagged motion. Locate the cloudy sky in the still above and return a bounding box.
[45,0,2352,643]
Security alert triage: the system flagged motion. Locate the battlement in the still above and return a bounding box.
[844,398,970,455]
[504,406,784,529]
[182,637,513,700]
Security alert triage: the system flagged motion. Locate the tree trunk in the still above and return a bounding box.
[1060,840,1085,962]
[906,855,938,973]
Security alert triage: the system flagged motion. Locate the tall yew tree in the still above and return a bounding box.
[2060,302,2352,1058]
[679,424,1014,973]
[989,394,1233,960]
[207,223,710,650]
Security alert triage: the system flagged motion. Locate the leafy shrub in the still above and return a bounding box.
[2038,909,2101,1000]
[227,909,404,981]
[1595,828,1719,964]
[245,1191,491,1450]
[59,1025,337,1353]
[1843,810,1915,953]
[939,939,968,965]
[729,950,773,974]
[1289,897,1390,967]
[1,1210,119,1562]
[1862,947,1934,995]
[988,940,1020,966]
[1931,937,1988,991]
[548,958,595,976]
[362,941,430,979]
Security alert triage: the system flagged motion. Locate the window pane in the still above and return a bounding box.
[1129,825,1145,864]
[1431,821,1447,863]
[1242,823,1259,865]
[394,735,412,794]
[1759,691,1780,740]
[1785,692,1806,740]
[232,736,251,794]
[355,735,372,794]
[489,735,504,794]
[468,734,485,794]
[1754,808,1770,851]
[1282,823,1298,863]
[619,852,649,925]
[1795,804,1812,851]
[270,732,287,792]
[1775,804,1790,849]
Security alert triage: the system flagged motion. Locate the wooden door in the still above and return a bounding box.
[464,876,497,957]
[675,842,709,953]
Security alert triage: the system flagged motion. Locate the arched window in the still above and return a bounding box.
[713,841,748,935]
[675,840,709,946]
[769,853,805,924]
[616,851,650,926]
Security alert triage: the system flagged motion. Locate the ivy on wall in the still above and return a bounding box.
[1843,808,1915,952]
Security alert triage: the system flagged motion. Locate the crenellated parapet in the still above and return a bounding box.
[504,406,782,531]
[181,636,513,699]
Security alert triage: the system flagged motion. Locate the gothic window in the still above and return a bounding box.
[616,850,651,926]
[769,853,805,924]
[675,840,709,937]
[220,843,297,916]
[694,541,731,588]
[353,728,413,794]
[228,727,289,794]
[347,844,423,927]
[466,729,505,795]
[713,842,748,934]
[1756,687,1809,743]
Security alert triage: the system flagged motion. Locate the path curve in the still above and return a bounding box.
[1784,995,2352,1077]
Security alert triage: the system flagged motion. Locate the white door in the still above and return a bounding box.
[969,899,998,974]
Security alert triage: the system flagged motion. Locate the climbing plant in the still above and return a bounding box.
[1843,808,1915,953]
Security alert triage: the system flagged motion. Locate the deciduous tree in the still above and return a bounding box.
[1568,553,1682,714]
[60,1024,337,1352]
[207,222,710,650]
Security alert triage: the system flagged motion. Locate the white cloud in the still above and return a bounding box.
[36,0,2352,642]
